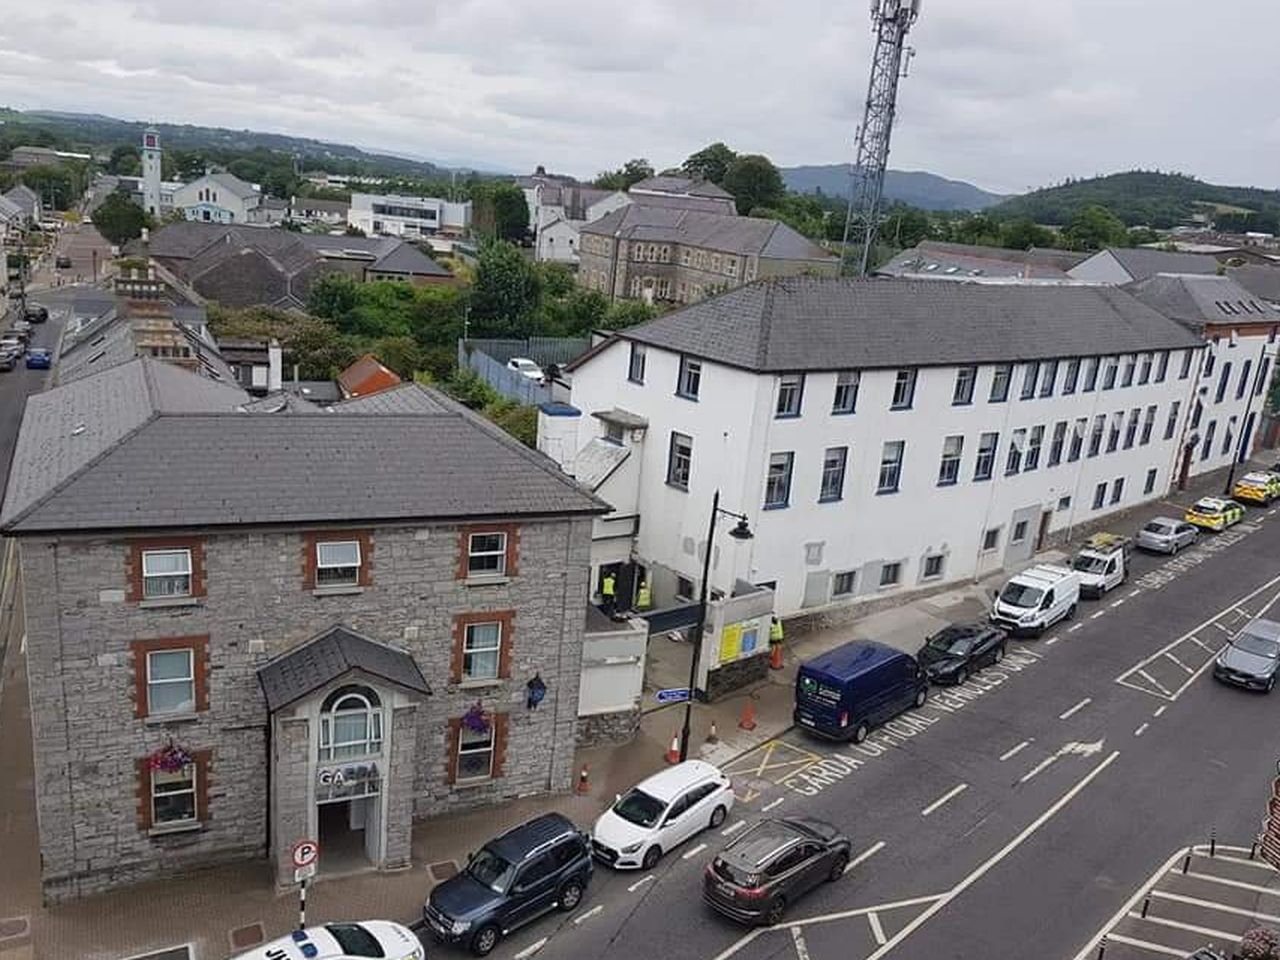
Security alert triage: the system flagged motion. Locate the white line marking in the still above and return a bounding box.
[514,937,548,960]
[573,905,603,925]
[1059,698,1092,720]
[1211,623,1233,634]
[999,740,1031,761]
[627,874,654,893]
[1068,623,1083,633]
[721,820,747,837]
[1137,669,1174,697]
[767,893,947,929]
[921,783,968,816]
[845,841,886,875]
[789,926,810,960]
[1101,933,1186,957]
[1128,589,1142,598]
[1128,912,1239,941]
[19,633,26,654]
[682,843,707,860]
[1191,849,1276,871]
[1178,870,1280,897]
[1090,611,1106,620]
[1151,889,1280,923]
[761,797,785,813]
[1110,599,1126,609]
[867,912,887,946]
[1070,847,1194,960]
[1164,652,1194,674]
[1153,705,1166,717]
[1018,756,1058,783]
[1046,636,1059,646]
[1134,723,1149,737]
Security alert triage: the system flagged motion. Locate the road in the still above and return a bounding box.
[435,509,1280,960]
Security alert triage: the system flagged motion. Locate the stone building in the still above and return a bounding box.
[1,360,605,901]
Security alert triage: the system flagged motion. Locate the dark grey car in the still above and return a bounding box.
[1214,618,1280,692]
[1136,517,1198,555]
[703,818,851,926]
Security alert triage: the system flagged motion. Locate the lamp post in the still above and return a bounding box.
[679,489,753,763]
[1223,343,1276,497]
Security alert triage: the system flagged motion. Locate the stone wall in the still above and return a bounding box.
[705,654,769,701]
[575,707,641,747]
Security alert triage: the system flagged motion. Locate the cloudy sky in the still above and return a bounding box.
[1,0,1277,195]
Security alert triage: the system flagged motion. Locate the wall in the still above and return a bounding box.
[1066,252,1133,284]
[1185,331,1274,477]
[458,344,553,406]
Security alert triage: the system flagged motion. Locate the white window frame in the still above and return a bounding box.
[142,548,192,599]
[316,540,361,586]
[832,570,856,597]
[833,370,859,414]
[922,555,945,580]
[879,562,901,587]
[467,532,507,577]
[463,621,503,682]
[147,648,195,716]
[151,764,197,827]
[319,690,383,761]
[457,726,495,782]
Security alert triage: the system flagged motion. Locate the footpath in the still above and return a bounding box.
[0,461,1268,960]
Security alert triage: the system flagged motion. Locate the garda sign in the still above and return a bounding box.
[655,687,690,704]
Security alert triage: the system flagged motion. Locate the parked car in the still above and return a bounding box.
[507,356,544,382]
[24,303,48,323]
[703,817,852,926]
[1213,618,1280,693]
[10,321,32,341]
[0,336,26,356]
[592,759,734,870]
[991,564,1080,636]
[1233,471,1280,506]
[54,255,72,269]
[423,812,592,956]
[917,623,1007,685]
[794,640,928,743]
[1071,533,1131,598]
[1184,496,1245,532]
[1136,517,1198,555]
[25,349,51,370]
[0,353,15,372]
[229,921,423,960]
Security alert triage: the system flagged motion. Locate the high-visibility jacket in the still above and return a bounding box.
[636,580,652,609]
[602,575,616,597]
[769,618,784,644]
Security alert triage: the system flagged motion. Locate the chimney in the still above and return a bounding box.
[268,339,283,392]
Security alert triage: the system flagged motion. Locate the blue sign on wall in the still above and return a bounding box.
[655,688,691,704]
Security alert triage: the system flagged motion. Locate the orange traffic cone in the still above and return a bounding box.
[770,644,784,670]
[665,731,681,764]
[575,764,590,795]
[738,700,757,731]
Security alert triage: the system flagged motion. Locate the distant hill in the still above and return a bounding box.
[782,164,1005,211]
[991,171,1280,230]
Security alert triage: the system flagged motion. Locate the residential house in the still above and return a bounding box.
[338,354,401,398]
[290,196,352,228]
[347,193,471,238]
[542,277,1203,620]
[878,241,1087,281]
[1125,273,1279,480]
[576,207,838,304]
[4,184,42,225]
[1067,248,1220,284]
[0,360,606,901]
[171,171,265,225]
[0,145,92,171]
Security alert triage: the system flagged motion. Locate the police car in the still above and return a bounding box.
[1184,497,1245,532]
[230,922,423,960]
[1233,471,1280,506]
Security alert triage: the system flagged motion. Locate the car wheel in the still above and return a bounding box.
[851,722,869,744]
[1066,603,1077,621]
[765,897,787,926]
[913,687,928,708]
[828,852,849,881]
[955,667,969,686]
[558,877,584,912]
[642,845,663,870]
[471,925,501,957]
[709,804,727,829]
[994,644,1006,664]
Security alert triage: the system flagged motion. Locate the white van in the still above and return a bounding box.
[991,564,1080,636]
[1071,533,1131,598]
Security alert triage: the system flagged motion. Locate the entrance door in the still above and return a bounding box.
[1036,510,1053,552]
[318,798,371,873]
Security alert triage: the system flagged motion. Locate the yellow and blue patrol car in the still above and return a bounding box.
[1233,471,1280,506]
[1184,496,1246,532]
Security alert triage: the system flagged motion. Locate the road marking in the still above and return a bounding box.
[1059,698,1091,720]
[761,797,785,813]
[921,783,967,817]
[573,905,603,925]
[1152,705,1166,718]
[1101,933,1185,957]
[1192,849,1276,871]
[1127,589,1142,598]
[1046,636,1059,646]
[1018,756,1058,784]
[999,740,1031,762]
[627,874,654,893]
[1068,624,1083,633]
[1211,622,1233,634]
[789,926,810,960]
[758,893,946,930]
[1136,669,1173,697]
[1128,912,1238,941]
[1134,723,1149,737]
[1178,870,1280,897]
[1164,652,1195,674]
[514,937,548,959]
[1070,846,1197,960]
[1090,611,1106,620]
[1151,889,1280,923]
[682,843,707,861]
[867,912,887,946]
[721,820,747,837]
[19,632,26,655]
[1110,599,1126,609]
[845,840,886,875]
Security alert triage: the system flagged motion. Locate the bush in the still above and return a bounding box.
[1240,926,1280,960]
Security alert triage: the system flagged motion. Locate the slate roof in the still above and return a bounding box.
[0,195,23,222]
[57,304,233,386]
[630,176,734,200]
[879,241,1084,280]
[581,276,1204,374]
[4,184,39,217]
[1123,273,1280,329]
[205,171,260,201]
[581,207,835,262]
[573,439,630,492]
[257,625,430,712]
[1228,265,1280,305]
[329,382,450,414]
[1077,247,1220,282]
[627,192,737,216]
[291,197,350,215]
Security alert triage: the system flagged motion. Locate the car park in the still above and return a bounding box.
[794,639,928,743]
[1184,497,1245,532]
[1213,618,1280,693]
[917,623,1007,685]
[25,349,51,370]
[1233,471,1280,506]
[228,921,423,960]
[1136,517,1199,554]
[703,817,851,926]
[1071,533,1130,597]
[592,760,734,870]
[991,564,1080,636]
[507,356,544,382]
[424,812,592,956]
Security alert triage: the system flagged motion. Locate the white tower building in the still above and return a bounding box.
[141,128,162,216]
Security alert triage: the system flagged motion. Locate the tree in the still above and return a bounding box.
[594,158,654,191]
[491,183,530,242]
[681,142,737,185]
[21,165,76,211]
[93,192,151,245]
[108,145,141,176]
[370,335,423,378]
[722,155,785,216]
[470,241,543,337]
[307,273,360,323]
[999,218,1058,251]
[1063,204,1129,251]
[601,300,657,330]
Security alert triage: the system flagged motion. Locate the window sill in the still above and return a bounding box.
[453,776,495,790]
[774,413,801,420]
[665,482,689,493]
[144,712,200,727]
[937,479,958,487]
[830,409,856,417]
[762,503,790,511]
[875,488,899,496]
[889,405,913,412]
[951,400,973,407]
[457,678,504,690]
[464,575,511,588]
[877,582,901,592]
[139,596,202,609]
[817,496,842,504]
[312,585,364,597]
[627,377,645,386]
[674,392,699,402]
[148,821,203,838]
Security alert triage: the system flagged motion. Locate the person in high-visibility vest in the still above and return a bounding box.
[769,616,785,670]
[601,572,617,617]
[635,578,652,610]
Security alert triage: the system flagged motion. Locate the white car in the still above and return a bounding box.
[591,759,734,870]
[230,921,423,960]
[507,357,543,382]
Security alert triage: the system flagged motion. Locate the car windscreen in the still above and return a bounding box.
[1072,555,1108,573]
[925,629,974,656]
[325,924,386,958]
[1000,583,1043,608]
[467,846,517,893]
[611,788,666,828]
[1193,500,1220,512]
[1233,633,1280,659]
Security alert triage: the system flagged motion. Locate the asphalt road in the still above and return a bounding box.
[437,508,1280,960]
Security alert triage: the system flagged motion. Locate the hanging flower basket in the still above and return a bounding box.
[462,702,491,734]
[147,740,194,773]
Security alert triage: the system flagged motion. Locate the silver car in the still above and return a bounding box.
[1214,618,1280,692]
[1136,517,1197,554]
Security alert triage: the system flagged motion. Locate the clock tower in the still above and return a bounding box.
[141,128,162,216]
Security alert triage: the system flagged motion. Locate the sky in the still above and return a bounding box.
[1,0,1277,195]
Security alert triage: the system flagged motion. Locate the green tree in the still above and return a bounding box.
[482,399,537,448]
[999,218,1058,250]
[370,335,423,378]
[880,207,933,249]
[470,241,543,337]
[108,145,141,176]
[21,164,75,210]
[601,300,657,330]
[681,142,737,185]
[491,183,530,242]
[93,192,151,245]
[594,158,654,191]
[1063,204,1129,251]
[722,154,785,216]
[307,273,360,322]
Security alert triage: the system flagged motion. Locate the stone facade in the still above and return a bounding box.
[21,515,592,902]
[575,707,642,747]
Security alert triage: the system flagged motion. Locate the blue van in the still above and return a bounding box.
[794,640,928,743]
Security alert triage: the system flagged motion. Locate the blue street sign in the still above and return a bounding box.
[655,687,691,704]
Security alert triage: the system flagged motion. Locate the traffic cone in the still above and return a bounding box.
[738,701,757,731]
[665,731,681,764]
[575,764,590,795]
[705,720,719,744]
[770,644,784,670]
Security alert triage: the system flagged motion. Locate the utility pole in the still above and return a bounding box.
[841,0,922,278]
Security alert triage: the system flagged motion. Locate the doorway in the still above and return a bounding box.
[317,798,375,874]
[1036,510,1053,552]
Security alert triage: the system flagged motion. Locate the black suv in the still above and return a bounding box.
[24,304,48,324]
[424,813,592,956]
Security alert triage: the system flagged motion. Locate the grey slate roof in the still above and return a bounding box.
[1123,273,1280,328]
[257,625,430,712]
[329,382,451,414]
[581,207,835,263]
[1092,248,1219,282]
[1228,265,1280,305]
[291,197,350,216]
[630,176,734,200]
[627,192,737,216]
[573,439,630,492]
[879,241,1083,280]
[206,171,260,201]
[0,195,23,222]
[4,184,39,217]
[592,276,1204,374]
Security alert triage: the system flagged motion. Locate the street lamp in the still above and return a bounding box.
[679,489,753,763]
[1223,342,1276,497]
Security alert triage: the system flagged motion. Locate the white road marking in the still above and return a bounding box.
[1110,599,1126,609]
[999,740,1031,761]
[1018,756,1058,784]
[921,783,967,817]
[1151,889,1280,923]
[1046,636,1059,646]
[761,797,785,813]
[573,905,603,925]
[1178,870,1280,897]
[19,632,26,655]
[844,841,886,875]
[1164,652,1195,674]
[1211,623,1233,634]
[1153,705,1166,717]
[1059,698,1091,720]
[1127,589,1142,598]
[789,926,810,960]
[627,874,654,893]
[1128,912,1238,941]
[514,937,548,959]
[867,912,887,946]
[721,820,747,837]
[1134,723,1149,737]
[1101,933,1186,957]
[1070,847,1195,960]
[759,893,946,929]
[1136,669,1174,697]
[1068,624,1083,633]
[1090,611,1106,620]
[1192,849,1276,871]
[682,843,707,860]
